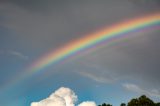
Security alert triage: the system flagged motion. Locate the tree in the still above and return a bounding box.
[138,95,155,106]
[120,103,126,106]
[106,104,112,106]
[155,102,160,106]
[98,95,159,106]
[98,103,112,106]
[128,95,155,106]
[102,103,107,106]
[128,98,139,106]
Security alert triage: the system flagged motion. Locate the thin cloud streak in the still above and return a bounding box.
[78,71,116,83]
[8,50,29,60]
[123,83,160,98]
[0,50,29,60]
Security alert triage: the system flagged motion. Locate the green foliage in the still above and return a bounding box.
[120,103,126,106]
[128,98,139,106]
[98,95,159,106]
[98,103,112,106]
[155,102,160,106]
[128,95,155,106]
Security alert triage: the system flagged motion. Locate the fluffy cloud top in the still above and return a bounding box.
[31,87,96,106]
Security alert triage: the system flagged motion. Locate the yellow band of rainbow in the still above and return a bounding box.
[30,13,160,73]
[2,13,159,91]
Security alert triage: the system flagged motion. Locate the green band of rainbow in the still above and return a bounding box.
[29,13,160,73]
[2,13,160,92]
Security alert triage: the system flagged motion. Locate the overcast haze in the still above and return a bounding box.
[0,0,160,106]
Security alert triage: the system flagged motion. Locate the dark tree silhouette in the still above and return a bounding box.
[155,102,160,106]
[98,95,159,106]
[138,95,155,106]
[99,103,112,106]
[128,95,155,106]
[120,103,126,106]
[128,98,139,106]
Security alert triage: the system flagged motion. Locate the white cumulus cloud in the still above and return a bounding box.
[31,87,96,106]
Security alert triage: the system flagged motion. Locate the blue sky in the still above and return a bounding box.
[0,0,160,106]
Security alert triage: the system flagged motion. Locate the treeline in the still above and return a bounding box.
[98,95,160,106]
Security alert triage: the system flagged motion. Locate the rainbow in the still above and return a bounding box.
[2,13,160,91]
[29,13,160,73]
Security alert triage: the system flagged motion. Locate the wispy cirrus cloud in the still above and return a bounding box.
[8,50,29,60]
[123,83,160,98]
[77,71,116,84]
[0,50,28,60]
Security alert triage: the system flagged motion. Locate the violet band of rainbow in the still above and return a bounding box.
[29,13,160,73]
